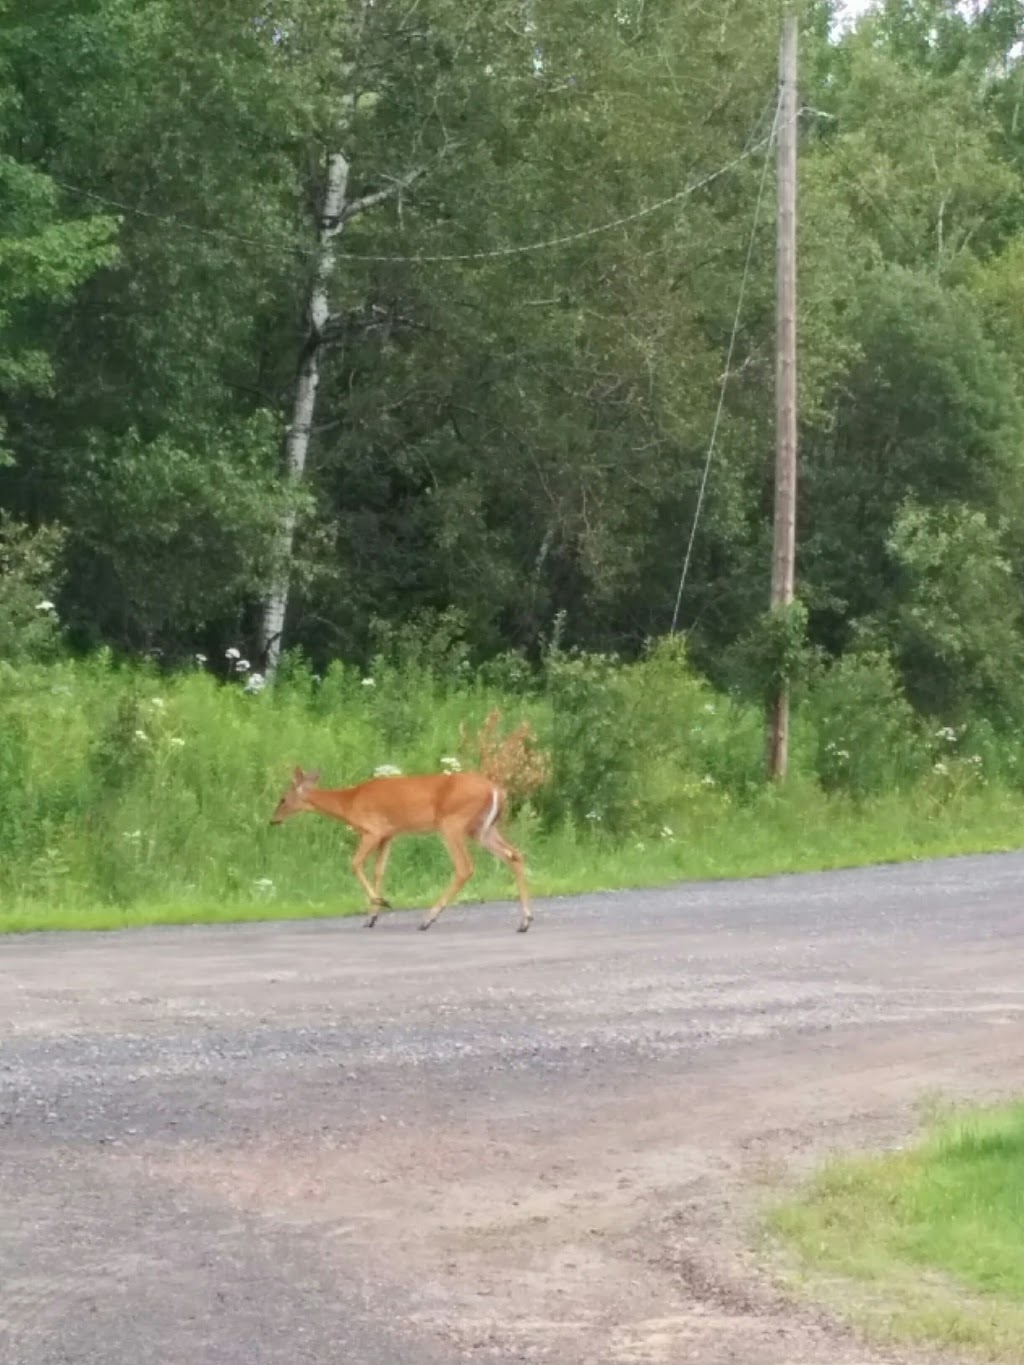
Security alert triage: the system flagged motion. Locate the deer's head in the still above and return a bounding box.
[270,766,321,825]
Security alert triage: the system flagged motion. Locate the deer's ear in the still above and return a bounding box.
[293,765,306,783]
[307,769,321,785]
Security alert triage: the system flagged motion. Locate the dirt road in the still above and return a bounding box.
[3,852,1024,1364]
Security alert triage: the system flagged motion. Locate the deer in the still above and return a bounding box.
[269,766,533,932]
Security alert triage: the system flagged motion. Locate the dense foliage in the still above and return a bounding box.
[4,0,1024,721]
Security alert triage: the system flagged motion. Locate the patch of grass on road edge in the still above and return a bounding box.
[766,1100,1024,1361]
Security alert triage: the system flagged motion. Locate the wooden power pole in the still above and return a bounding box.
[768,13,798,781]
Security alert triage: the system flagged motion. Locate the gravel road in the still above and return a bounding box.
[3,852,1024,1364]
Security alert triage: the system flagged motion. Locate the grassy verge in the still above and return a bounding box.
[3,646,1024,933]
[3,784,1023,934]
[768,1101,1024,1360]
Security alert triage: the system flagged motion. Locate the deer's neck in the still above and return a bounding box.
[307,785,359,823]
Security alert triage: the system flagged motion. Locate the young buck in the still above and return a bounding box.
[269,767,533,932]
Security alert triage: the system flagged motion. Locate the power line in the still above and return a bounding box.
[670,87,783,635]
[50,113,798,268]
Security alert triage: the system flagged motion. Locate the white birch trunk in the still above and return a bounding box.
[259,152,350,683]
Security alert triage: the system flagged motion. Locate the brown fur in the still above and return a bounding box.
[270,767,532,932]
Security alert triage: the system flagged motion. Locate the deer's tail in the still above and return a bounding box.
[476,783,503,838]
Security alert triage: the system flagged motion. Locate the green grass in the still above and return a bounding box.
[2,646,1024,933]
[2,782,1023,934]
[769,1101,1024,1359]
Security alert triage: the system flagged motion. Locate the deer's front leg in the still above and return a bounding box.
[351,833,386,926]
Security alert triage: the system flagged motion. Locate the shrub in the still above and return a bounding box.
[0,515,65,662]
[806,650,930,797]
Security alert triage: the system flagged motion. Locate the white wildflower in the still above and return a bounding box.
[225,646,241,661]
[440,755,461,773]
[244,672,266,694]
[585,809,601,822]
[133,729,149,743]
[194,653,207,666]
[253,877,275,894]
[35,600,57,613]
[169,736,185,748]
[374,764,402,778]
[935,725,958,744]
[123,829,142,842]
[234,658,250,674]
[150,697,165,710]
[703,702,716,714]
[701,774,716,786]
[660,826,674,840]
[361,677,375,687]
[933,760,949,776]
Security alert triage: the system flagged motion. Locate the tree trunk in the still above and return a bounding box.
[259,151,350,683]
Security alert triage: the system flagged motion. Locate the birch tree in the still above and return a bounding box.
[256,0,454,679]
[259,116,422,678]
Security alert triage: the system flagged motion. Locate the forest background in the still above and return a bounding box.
[5,0,1024,927]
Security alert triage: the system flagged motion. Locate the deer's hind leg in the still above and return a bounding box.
[478,824,532,932]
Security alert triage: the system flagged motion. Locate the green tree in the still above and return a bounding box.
[801,267,1024,651]
[1,0,298,656]
[0,0,117,448]
[885,499,1024,721]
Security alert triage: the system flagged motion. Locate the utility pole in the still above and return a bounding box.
[767,12,798,781]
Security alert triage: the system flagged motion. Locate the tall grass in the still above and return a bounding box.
[1,637,1022,932]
